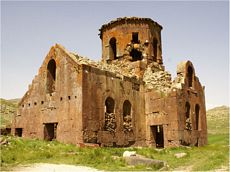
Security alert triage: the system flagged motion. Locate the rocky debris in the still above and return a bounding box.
[104,112,116,132]
[174,152,187,158]
[123,115,132,132]
[185,118,192,130]
[68,49,174,94]
[0,128,11,136]
[124,154,165,169]
[154,148,164,152]
[0,137,9,145]
[143,67,172,93]
[171,73,184,89]
[70,53,138,79]
[123,151,136,157]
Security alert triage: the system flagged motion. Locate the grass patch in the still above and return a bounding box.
[1,133,229,171]
[207,106,229,134]
[0,98,19,128]
[1,106,229,171]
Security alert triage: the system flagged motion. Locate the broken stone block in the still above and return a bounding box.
[174,152,187,158]
[123,151,136,157]
[124,154,165,168]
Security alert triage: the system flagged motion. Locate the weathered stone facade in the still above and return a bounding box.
[12,17,207,147]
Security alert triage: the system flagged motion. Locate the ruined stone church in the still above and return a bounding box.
[12,17,207,148]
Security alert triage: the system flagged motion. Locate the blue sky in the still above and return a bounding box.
[1,1,229,109]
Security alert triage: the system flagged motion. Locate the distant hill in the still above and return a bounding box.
[207,106,229,134]
[0,98,20,128]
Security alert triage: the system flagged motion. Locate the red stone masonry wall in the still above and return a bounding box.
[12,17,207,148]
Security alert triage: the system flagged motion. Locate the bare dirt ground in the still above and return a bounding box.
[173,165,229,172]
[8,163,102,172]
[4,163,229,172]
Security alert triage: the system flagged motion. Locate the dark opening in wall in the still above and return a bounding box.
[46,59,56,94]
[185,102,192,130]
[130,49,142,61]
[132,32,139,43]
[195,104,200,130]
[44,123,57,141]
[34,102,37,106]
[109,37,117,60]
[1,128,11,136]
[41,101,44,105]
[22,104,24,108]
[123,100,132,132]
[151,125,164,148]
[185,102,190,118]
[15,128,23,137]
[152,38,158,62]
[104,97,116,132]
[28,103,30,107]
[187,66,193,87]
[68,96,71,100]
[75,96,77,99]
[60,97,63,101]
[105,97,115,113]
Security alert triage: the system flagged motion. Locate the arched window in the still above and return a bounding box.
[109,37,117,60]
[185,102,192,130]
[105,97,115,113]
[187,66,193,87]
[46,59,56,94]
[104,97,116,132]
[123,100,131,117]
[123,100,132,132]
[185,102,190,119]
[195,104,200,130]
[152,38,158,62]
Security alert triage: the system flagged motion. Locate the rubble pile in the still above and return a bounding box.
[143,67,172,93]
[123,115,133,132]
[71,53,137,78]
[171,73,184,89]
[185,118,192,130]
[104,112,116,132]
[70,52,173,94]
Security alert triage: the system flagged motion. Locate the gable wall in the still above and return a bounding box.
[12,46,84,144]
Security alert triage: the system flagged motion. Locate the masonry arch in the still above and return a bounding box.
[46,59,56,94]
[105,97,115,113]
[109,37,117,60]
